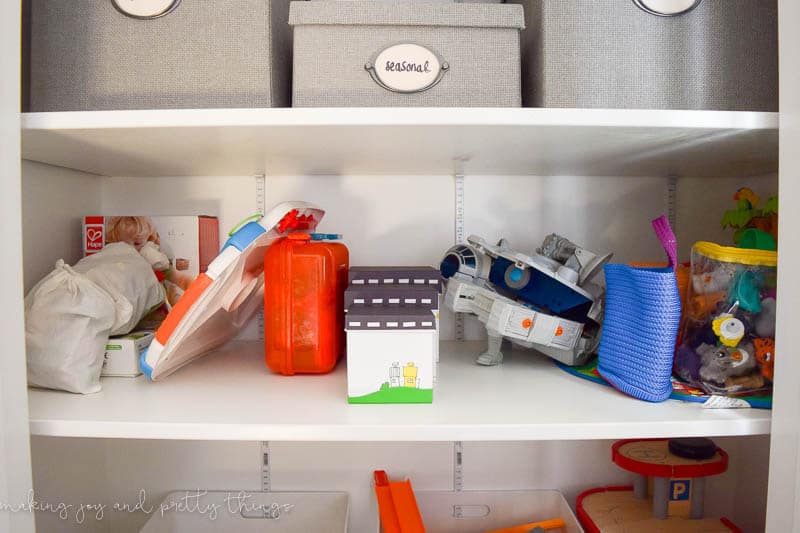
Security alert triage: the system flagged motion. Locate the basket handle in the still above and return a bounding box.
[652,215,677,269]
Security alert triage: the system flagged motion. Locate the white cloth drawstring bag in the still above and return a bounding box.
[72,242,166,335]
[25,243,166,394]
[25,260,117,394]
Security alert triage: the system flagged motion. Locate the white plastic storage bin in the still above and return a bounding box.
[140,491,348,532]
[289,1,524,107]
[376,490,582,532]
[27,0,293,111]
[513,0,777,111]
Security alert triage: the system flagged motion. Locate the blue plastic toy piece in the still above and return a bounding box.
[140,348,154,380]
[310,233,343,241]
[221,221,266,252]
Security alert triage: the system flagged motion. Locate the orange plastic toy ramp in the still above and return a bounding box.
[374,470,426,533]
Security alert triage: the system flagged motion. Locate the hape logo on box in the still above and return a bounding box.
[85,224,105,252]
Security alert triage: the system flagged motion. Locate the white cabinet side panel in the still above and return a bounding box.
[0,0,34,531]
[767,1,800,529]
[21,161,102,292]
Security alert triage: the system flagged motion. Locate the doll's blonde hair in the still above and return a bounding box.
[106,216,160,250]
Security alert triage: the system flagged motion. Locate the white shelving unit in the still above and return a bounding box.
[8,2,797,529]
[27,341,771,442]
[14,106,783,532]
[21,108,777,177]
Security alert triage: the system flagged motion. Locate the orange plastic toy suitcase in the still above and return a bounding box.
[264,233,349,375]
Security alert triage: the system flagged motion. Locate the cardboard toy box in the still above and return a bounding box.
[344,266,441,404]
[83,216,219,307]
[345,284,441,384]
[102,330,154,377]
[346,307,437,404]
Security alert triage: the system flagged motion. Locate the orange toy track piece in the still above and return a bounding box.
[374,470,426,533]
[484,517,566,533]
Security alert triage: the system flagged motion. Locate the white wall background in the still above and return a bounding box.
[21,164,776,532]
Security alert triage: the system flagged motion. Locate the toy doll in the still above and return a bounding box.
[105,216,194,306]
[106,216,159,251]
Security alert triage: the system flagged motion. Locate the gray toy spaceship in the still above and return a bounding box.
[440,234,611,366]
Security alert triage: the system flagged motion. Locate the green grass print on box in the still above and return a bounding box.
[348,382,433,404]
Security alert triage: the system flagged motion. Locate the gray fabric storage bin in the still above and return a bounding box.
[29,0,292,111]
[513,0,777,111]
[289,2,524,107]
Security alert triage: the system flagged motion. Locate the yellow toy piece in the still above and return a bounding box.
[712,314,745,347]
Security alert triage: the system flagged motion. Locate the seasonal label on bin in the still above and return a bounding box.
[365,43,448,94]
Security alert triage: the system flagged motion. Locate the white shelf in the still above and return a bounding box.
[21,108,778,177]
[28,341,771,441]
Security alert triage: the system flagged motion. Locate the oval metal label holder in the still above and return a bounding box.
[633,0,702,17]
[365,43,449,94]
[111,0,181,19]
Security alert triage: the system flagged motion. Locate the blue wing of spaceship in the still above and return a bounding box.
[489,257,593,319]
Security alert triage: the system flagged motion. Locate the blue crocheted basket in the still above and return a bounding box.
[597,264,682,402]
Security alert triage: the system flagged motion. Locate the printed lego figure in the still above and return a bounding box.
[389,362,402,388]
[403,362,419,388]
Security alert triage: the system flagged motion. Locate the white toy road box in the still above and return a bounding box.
[101,330,154,377]
[345,284,441,384]
[346,307,437,404]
